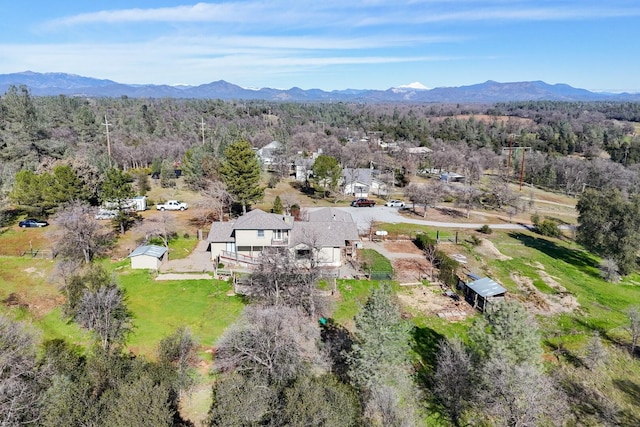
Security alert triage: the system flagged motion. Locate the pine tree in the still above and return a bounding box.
[312,154,341,197]
[272,195,284,214]
[219,140,264,214]
[468,299,542,366]
[348,282,411,390]
[99,167,134,235]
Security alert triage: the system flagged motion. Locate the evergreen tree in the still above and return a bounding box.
[348,282,412,390]
[312,154,342,197]
[468,299,542,366]
[134,171,150,196]
[577,188,640,275]
[219,140,264,213]
[159,160,176,188]
[9,169,49,214]
[49,164,88,204]
[272,195,284,214]
[99,167,134,235]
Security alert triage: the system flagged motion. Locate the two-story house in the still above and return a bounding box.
[207,208,359,267]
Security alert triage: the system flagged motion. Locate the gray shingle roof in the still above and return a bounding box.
[207,221,236,243]
[233,209,293,230]
[128,245,167,259]
[343,168,373,185]
[307,207,354,223]
[290,221,359,248]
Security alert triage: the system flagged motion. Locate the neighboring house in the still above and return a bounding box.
[293,157,314,182]
[342,167,388,198]
[128,245,167,270]
[256,141,283,167]
[207,208,360,268]
[440,172,465,183]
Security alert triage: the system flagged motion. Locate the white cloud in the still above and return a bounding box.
[42,1,640,30]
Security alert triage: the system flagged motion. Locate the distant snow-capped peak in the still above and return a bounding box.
[396,82,429,90]
[391,82,430,94]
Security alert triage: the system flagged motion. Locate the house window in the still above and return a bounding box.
[296,249,311,259]
[257,229,265,238]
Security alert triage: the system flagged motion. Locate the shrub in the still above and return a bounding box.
[183,232,190,239]
[478,224,493,234]
[435,250,459,287]
[469,234,482,246]
[537,219,560,237]
[268,175,279,189]
[414,232,437,250]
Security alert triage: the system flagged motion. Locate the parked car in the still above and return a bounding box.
[156,200,188,211]
[351,198,376,207]
[95,209,117,220]
[18,218,49,228]
[385,200,405,207]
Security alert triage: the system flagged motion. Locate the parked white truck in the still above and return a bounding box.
[156,200,188,211]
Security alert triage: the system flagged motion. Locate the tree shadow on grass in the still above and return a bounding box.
[544,340,585,368]
[412,326,445,389]
[507,232,600,278]
[613,379,640,407]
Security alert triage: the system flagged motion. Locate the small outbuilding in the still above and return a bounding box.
[128,245,167,270]
[463,277,506,312]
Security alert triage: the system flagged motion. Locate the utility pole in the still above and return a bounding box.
[103,115,112,167]
[200,117,206,145]
[519,146,526,191]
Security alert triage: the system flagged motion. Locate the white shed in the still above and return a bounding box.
[128,245,167,270]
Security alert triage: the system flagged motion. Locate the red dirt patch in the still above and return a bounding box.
[393,258,433,283]
[382,240,422,255]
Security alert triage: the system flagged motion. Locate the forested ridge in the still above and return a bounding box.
[3,85,640,426]
[2,84,640,192]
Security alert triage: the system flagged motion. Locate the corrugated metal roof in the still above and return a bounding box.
[467,272,482,281]
[128,245,167,259]
[467,277,506,298]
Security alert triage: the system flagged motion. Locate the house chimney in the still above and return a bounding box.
[283,215,294,226]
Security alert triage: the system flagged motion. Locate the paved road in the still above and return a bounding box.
[313,206,531,231]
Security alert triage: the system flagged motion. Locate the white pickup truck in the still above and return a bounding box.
[156,200,188,211]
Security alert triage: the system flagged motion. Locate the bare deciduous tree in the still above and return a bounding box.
[248,248,329,318]
[157,326,198,395]
[0,315,50,426]
[583,332,607,370]
[280,193,300,216]
[625,306,640,356]
[476,355,568,427]
[364,383,419,427]
[135,212,176,248]
[454,186,482,219]
[433,338,473,426]
[215,305,327,385]
[50,201,113,263]
[75,284,132,352]
[405,181,447,217]
[197,180,233,222]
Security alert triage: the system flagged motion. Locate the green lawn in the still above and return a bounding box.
[117,268,244,357]
[359,248,393,273]
[486,231,640,351]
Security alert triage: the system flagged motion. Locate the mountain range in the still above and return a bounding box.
[1,71,639,103]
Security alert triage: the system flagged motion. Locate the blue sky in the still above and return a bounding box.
[1,1,639,92]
